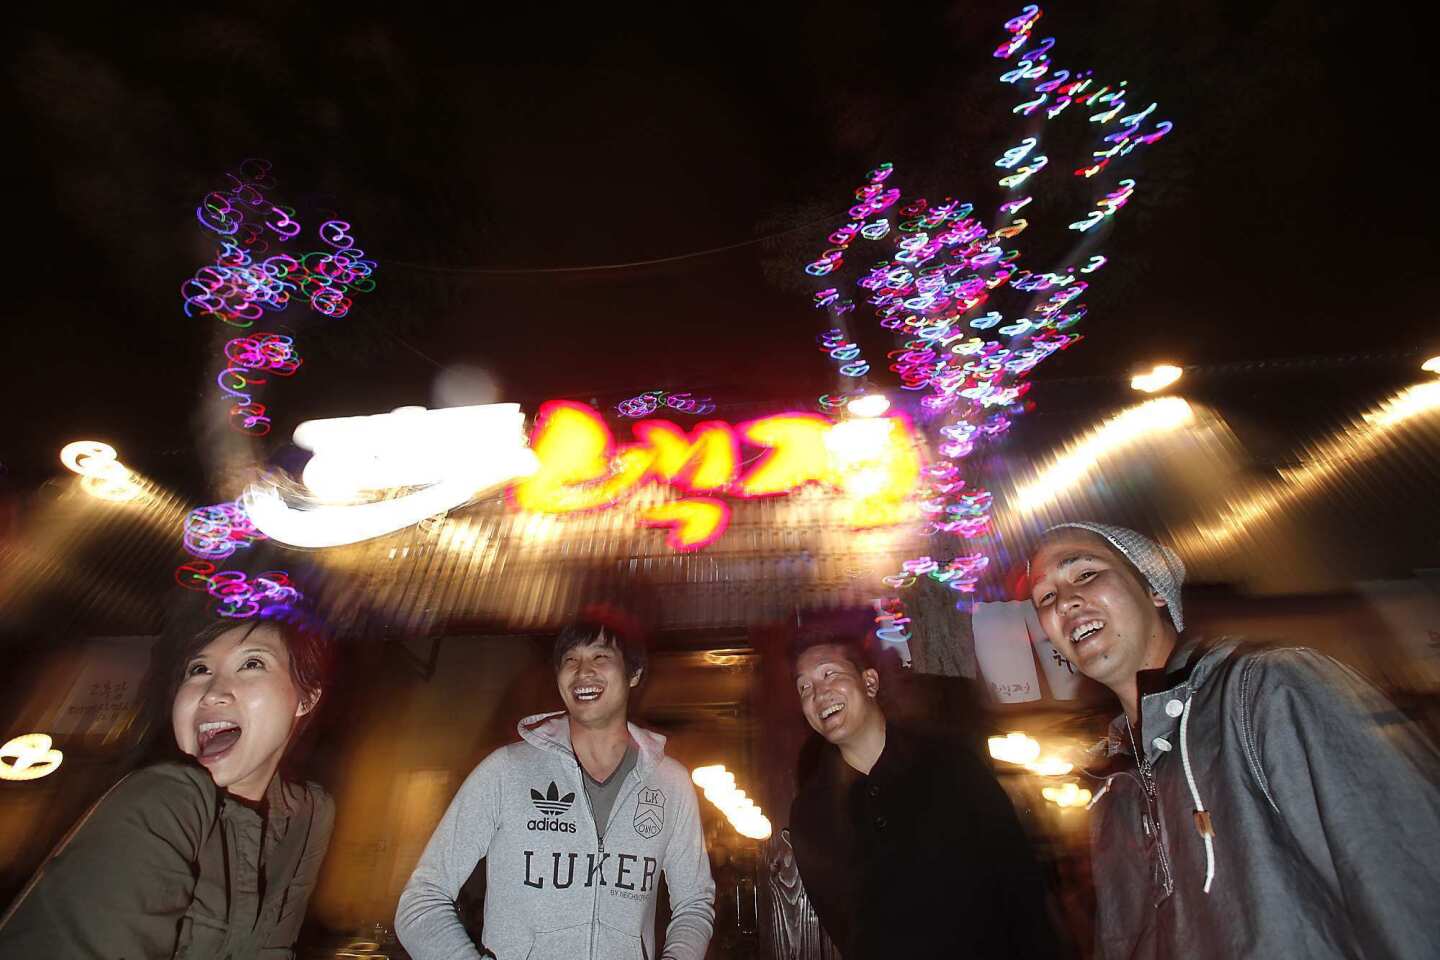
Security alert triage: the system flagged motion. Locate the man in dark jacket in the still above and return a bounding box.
[787,623,1060,959]
[1028,521,1440,959]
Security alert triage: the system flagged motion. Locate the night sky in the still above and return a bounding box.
[4,0,1437,500]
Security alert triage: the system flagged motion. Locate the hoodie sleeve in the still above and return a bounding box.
[658,774,716,960]
[1247,648,1440,960]
[395,749,508,960]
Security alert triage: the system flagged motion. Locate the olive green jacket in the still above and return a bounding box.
[0,762,334,959]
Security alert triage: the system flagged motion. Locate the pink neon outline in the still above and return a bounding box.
[638,497,732,552]
[505,399,624,515]
[630,418,743,494]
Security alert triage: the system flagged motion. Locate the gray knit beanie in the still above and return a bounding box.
[1042,522,1186,632]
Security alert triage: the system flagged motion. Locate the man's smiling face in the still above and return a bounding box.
[794,643,880,747]
[557,633,637,728]
[1029,530,1173,692]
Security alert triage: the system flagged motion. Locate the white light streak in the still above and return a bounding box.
[1042,782,1092,809]
[244,403,538,548]
[1012,398,1195,515]
[1,733,64,781]
[59,441,143,502]
[1189,380,1440,548]
[847,393,892,418]
[1130,363,1183,393]
[987,732,1042,766]
[691,764,771,840]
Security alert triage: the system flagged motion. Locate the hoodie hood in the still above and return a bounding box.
[518,711,668,777]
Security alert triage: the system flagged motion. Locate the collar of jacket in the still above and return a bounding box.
[517,711,666,777]
[217,773,298,835]
[814,721,916,788]
[1087,636,1243,776]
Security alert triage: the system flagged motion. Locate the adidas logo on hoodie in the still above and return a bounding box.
[528,781,577,832]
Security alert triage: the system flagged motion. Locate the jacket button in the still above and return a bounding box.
[1153,737,1172,752]
[868,784,881,798]
[1165,699,1184,718]
[874,816,888,830]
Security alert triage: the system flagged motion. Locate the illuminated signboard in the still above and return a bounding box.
[511,401,920,549]
[246,401,921,551]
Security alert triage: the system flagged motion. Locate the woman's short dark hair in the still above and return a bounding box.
[552,612,646,683]
[168,615,333,742]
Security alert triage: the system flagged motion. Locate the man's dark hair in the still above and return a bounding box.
[552,612,647,683]
[789,608,876,675]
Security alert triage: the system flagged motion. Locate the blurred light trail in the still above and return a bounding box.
[1011,398,1196,515]
[988,732,1042,765]
[692,764,772,840]
[1186,381,1440,549]
[1042,782,1092,809]
[245,404,538,548]
[0,734,63,781]
[846,393,892,418]
[1130,363,1184,393]
[59,441,145,503]
[1025,756,1075,777]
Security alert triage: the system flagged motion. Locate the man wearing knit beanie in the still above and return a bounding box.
[1028,522,1440,960]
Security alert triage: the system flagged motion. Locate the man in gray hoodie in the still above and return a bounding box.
[1028,521,1440,959]
[396,618,715,960]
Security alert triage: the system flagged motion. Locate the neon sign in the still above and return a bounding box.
[512,401,920,550]
[244,401,921,551]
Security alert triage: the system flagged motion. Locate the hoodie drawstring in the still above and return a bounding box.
[1178,696,1216,893]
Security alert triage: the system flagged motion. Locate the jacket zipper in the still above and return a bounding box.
[574,754,602,960]
[574,751,648,960]
[1135,762,1175,897]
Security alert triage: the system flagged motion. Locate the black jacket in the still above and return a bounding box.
[789,724,1059,959]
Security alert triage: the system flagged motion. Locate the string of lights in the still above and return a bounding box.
[803,4,1173,615]
[179,159,379,617]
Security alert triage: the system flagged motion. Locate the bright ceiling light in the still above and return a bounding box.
[987,732,1042,766]
[1042,782,1093,809]
[1130,363,1183,393]
[1025,756,1075,777]
[1422,356,1440,375]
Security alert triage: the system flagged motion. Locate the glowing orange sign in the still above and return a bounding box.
[511,401,920,549]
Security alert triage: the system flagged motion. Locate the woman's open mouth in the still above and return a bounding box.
[197,720,242,763]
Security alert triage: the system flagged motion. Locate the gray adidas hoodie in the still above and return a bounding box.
[396,712,715,960]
